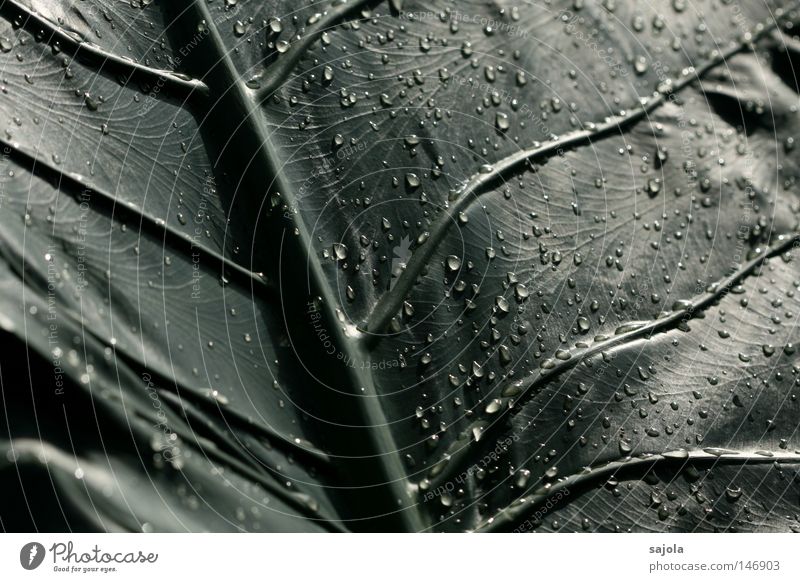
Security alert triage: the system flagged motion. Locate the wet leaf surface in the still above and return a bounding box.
[1,0,800,532]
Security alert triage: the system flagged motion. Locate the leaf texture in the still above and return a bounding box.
[0,0,799,532]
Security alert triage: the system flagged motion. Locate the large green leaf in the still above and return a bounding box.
[1,0,799,532]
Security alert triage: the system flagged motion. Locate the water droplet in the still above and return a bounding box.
[445,255,461,271]
[405,173,421,190]
[495,112,510,131]
[332,243,348,260]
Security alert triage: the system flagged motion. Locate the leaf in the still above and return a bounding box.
[0,0,799,533]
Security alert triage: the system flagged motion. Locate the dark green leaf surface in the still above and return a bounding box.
[1,0,799,532]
